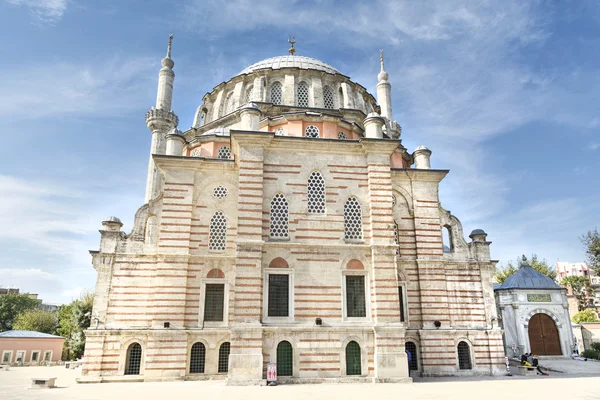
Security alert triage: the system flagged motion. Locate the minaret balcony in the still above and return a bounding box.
[145,108,179,130]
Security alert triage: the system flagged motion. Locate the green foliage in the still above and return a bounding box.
[571,309,600,324]
[581,228,600,276]
[0,293,40,331]
[581,349,600,360]
[56,292,94,360]
[561,276,594,311]
[12,309,57,334]
[494,254,557,284]
[591,342,600,353]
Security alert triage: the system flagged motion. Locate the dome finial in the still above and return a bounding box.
[380,49,385,71]
[288,37,296,55]
[377,49,388,82]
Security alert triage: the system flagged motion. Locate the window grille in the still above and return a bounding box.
[270,82,282,105]
[275,127,286,136]
[269,193,289,239]
[307,171,325,213]
[323,86,334,109]
[189,342,206,373]
[217,146,231,160]
[276,341,293,376]
[405,342,418,371]
[344,197,362,240]
[225,92,235,114]
[209,211,227,251]
[3,353,10,362]
[125,343,142,375]
[345,341,361,375]
[44,351,51,361]
[398,286,405,322]
[31,352,39,362]
[218,342,230,373]
[203,284,225,321]
[338,131,348,140]
[346,275,366,317]
[297,81,309,107]
[245,85,254,103]
[191,148,201,157]
[457,341,472,370]
[213,186,228,199]
[305,125,320,138]
[268,274,289,317]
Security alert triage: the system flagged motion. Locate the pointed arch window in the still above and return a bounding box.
[297,81,309,107]
[189,342,206,373]
[209,211,227,251]
[307,171,325,214]
[323,86,334,109]
[269,193,289,239]
[217,146,231,160]
[344,197,363,240]
[124,343,142,375]
[270,82,282,105]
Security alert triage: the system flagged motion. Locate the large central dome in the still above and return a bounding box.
[238,55,340,76]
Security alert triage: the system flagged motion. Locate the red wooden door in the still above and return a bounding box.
[528,313,562,356]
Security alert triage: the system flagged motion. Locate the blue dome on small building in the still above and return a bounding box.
[495,264,561,291]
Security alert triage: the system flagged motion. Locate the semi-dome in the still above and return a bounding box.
[238,55,340,76]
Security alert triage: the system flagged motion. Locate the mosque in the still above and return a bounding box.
[79,36,505,384]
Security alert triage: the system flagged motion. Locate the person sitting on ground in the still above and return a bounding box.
[521,353,532,366]
[532,355,548,376]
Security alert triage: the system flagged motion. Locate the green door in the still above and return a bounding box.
[277,341,293,376]
[346,341,361,375]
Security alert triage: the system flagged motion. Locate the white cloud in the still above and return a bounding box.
[588,143,600,151]
[7,0,69,24]
[0,57,155,120]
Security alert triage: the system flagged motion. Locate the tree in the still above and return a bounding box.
[572,309,600,324]
[56,292,94,360]
[494,254,557,284]
[12,309,57,334]
[581,228,600,276]
[0,293,40,331]
[561,276,594,311]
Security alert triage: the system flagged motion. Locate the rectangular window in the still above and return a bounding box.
[44,351,51,361]
[398,286,405,322]
[32,352,39,362]
[203,284,225,321]
[2,352,11,363]
[346,276,366,317]
[268,274,289,317]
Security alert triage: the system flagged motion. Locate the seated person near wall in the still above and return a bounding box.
[532,355,549,376]
[521,353,532,366]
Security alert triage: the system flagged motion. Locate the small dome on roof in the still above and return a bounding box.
[495,264,561,291]
[104,216,122,224]
[238,55,340,76]
[167,127,183,136]
[202,127,230,136]
[239,102,260,111]
[415,145,430,151]
[470,229,486,236]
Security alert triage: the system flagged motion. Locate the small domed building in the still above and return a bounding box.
[80,37,505,384]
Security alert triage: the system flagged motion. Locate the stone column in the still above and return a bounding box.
[283,74,295,106]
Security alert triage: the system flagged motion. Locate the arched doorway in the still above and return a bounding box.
[345,341,362,376]
[276,341,293,376]
[528,313,561,355]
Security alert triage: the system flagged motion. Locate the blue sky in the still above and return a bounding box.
[0,0,598,304]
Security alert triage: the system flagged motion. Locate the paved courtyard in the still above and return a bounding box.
[1,366,599,400]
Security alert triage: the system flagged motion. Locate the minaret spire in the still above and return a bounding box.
[376,48,392,121]
[380,49,385,72]
[166,33,173,59]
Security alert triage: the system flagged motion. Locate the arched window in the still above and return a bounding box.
[405,342,418,371]
[225,92,235,114]
[270,193,289,239]
[457,341,472,370]
[218,146,231,160]
[323,86,334,109]
[245,85,254,103]
[209,211,227,251]
[338,131,348,140]
[345,341,361,375]
[276,341,293,376]
[344,197,362,240]
[305,125,320,138]
[442,226,452,253]
[297,81,309,107]
[191,148,202,157]
[307,171,325,213]
[270,82,282,105]
[189,342,206,373]
[124,343,142,375]
[275,127,286,136]
[338,87,344,108]
[218,342,230,373]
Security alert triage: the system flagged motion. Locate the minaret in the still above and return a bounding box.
[145,34,179,203]
[376,49,392,120]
